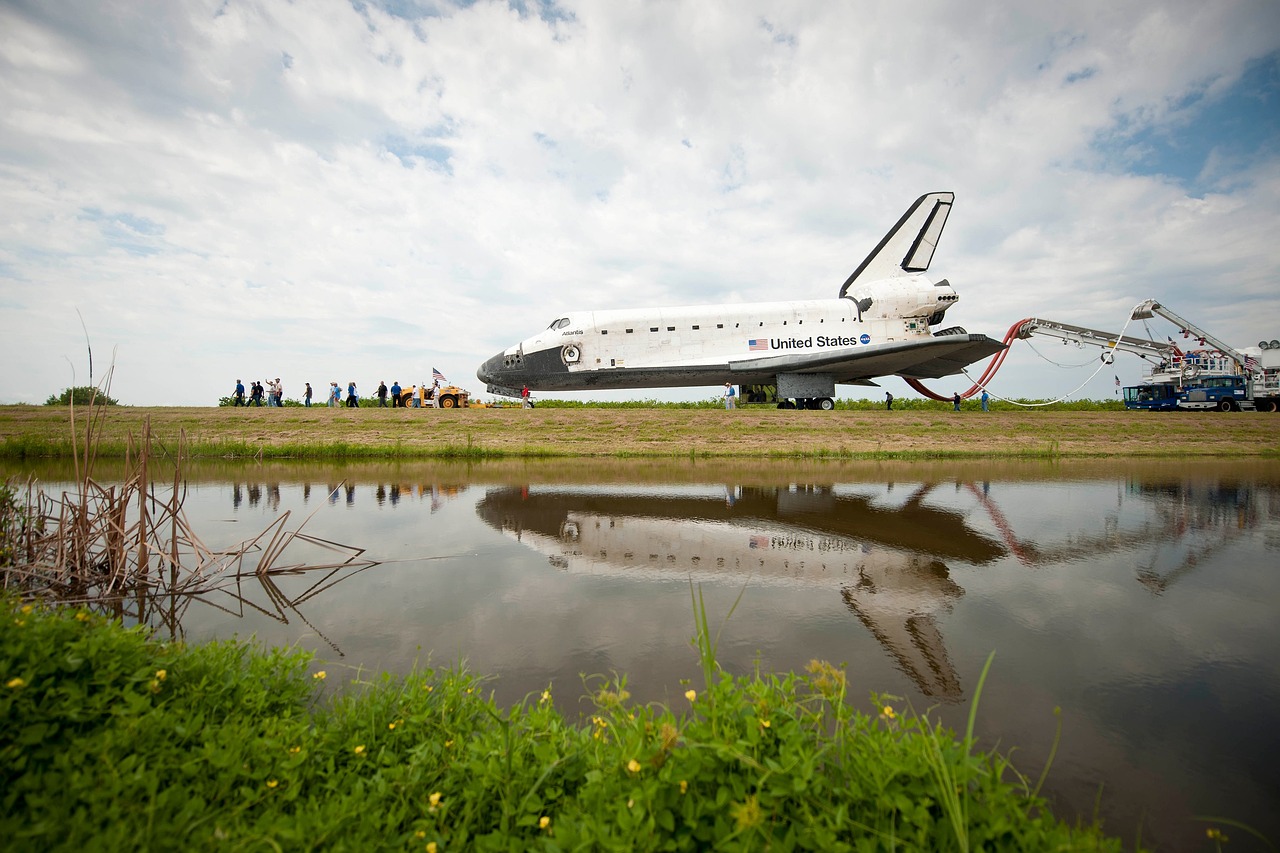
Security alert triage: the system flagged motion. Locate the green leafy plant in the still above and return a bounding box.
[43,386,119,406]
[0,594,1149,852]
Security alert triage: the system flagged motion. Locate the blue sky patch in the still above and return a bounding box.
[382,136,453,172]
[1098,52,1279,191]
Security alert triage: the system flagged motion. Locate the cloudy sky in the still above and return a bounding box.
[2,0,1278,406]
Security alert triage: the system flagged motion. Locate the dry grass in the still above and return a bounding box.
[1,404,1277,459]
[1,408,376,625]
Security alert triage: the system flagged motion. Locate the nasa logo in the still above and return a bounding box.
[859,334,871,345]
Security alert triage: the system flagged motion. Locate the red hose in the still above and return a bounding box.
[905,318,1033,400]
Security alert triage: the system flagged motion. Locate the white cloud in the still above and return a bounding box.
[1,0,1277,405]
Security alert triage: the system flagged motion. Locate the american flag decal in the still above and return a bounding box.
[749,535,769,549]
[748,339,769,351]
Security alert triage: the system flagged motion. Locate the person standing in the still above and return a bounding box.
[329,382,340,407]
[521,385,531,408]
[390,381,401,407]
[952,392,962,412]
[275,379,283,407]
[377,381,388,407]
[251,381,263,406]
[885,391,893,411]
[723,383,736,409]
[347,381,359,407]
[980,389,990,412]
[304,382,313,407]
[234,379,245,407]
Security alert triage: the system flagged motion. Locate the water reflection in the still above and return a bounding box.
[476,485,985,699]
[473,474,1276,705]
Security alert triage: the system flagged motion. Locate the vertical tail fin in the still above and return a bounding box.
[839,191,954,297]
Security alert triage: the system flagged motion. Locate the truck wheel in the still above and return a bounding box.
[1262,399,1279,413]
[817,397,835,411]
[439,395,457,408]
[1217,399,1235,412]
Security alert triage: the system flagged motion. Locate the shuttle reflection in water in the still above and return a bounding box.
[475,477,1275,704]
[476,484,1003,700]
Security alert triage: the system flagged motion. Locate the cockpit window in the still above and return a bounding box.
[548,317,571,330]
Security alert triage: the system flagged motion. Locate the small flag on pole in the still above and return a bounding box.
[1114,374,1121,387]
[432,368,447,384]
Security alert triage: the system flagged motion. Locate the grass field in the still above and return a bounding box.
[1,403,1276,459]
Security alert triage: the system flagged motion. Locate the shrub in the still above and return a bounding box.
[43,386,119,406]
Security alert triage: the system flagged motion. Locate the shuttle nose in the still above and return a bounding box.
[476,352,504,385]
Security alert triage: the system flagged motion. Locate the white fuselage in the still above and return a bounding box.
[478,274,960,393]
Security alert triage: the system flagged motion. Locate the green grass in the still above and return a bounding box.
[2,595,1138,851]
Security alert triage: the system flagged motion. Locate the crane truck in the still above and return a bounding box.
[1013,300,1280,412]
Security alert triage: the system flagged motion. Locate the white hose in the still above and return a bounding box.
[971,301,1147,408]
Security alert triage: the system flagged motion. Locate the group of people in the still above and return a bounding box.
[233,379,291,407]
[232,378,444,408]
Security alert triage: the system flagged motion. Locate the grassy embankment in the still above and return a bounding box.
[1,403,1276,460]
[1,593,1143,852]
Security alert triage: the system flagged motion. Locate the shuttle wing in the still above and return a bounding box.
[732,333,1005,383]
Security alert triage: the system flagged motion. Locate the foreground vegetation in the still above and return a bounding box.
[1,595,1136,851]
[1,403,1275,461]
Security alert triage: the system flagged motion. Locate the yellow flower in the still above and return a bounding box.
[730,794,762,830]
[427,843,438,853]
[149,680,162,694]
[429,791,442,808]
[289,746,301,754]
[75,611,90,622]
[14,619,24,627]
[313,670,327,681]
[20,604,33,615]
[541,689,551,703]
[389,722,397,730]
[539,816,551,830]
[761,719,771,729]
[154,669,167,682]
[354,745,366,755]
[266,779,278,789]
[685,689,697,702]
[679,780,688,795]
[415,830,426,839]
[627,759,641,774]
[6,677,25,689]
[444,740,453,749]
[881,705,897,720]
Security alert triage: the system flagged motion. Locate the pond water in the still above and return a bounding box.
[7,457,1279,851]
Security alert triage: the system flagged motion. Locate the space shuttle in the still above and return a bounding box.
[476,192,1004,408]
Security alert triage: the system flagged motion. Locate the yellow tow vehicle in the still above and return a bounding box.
[396,385,472,408]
